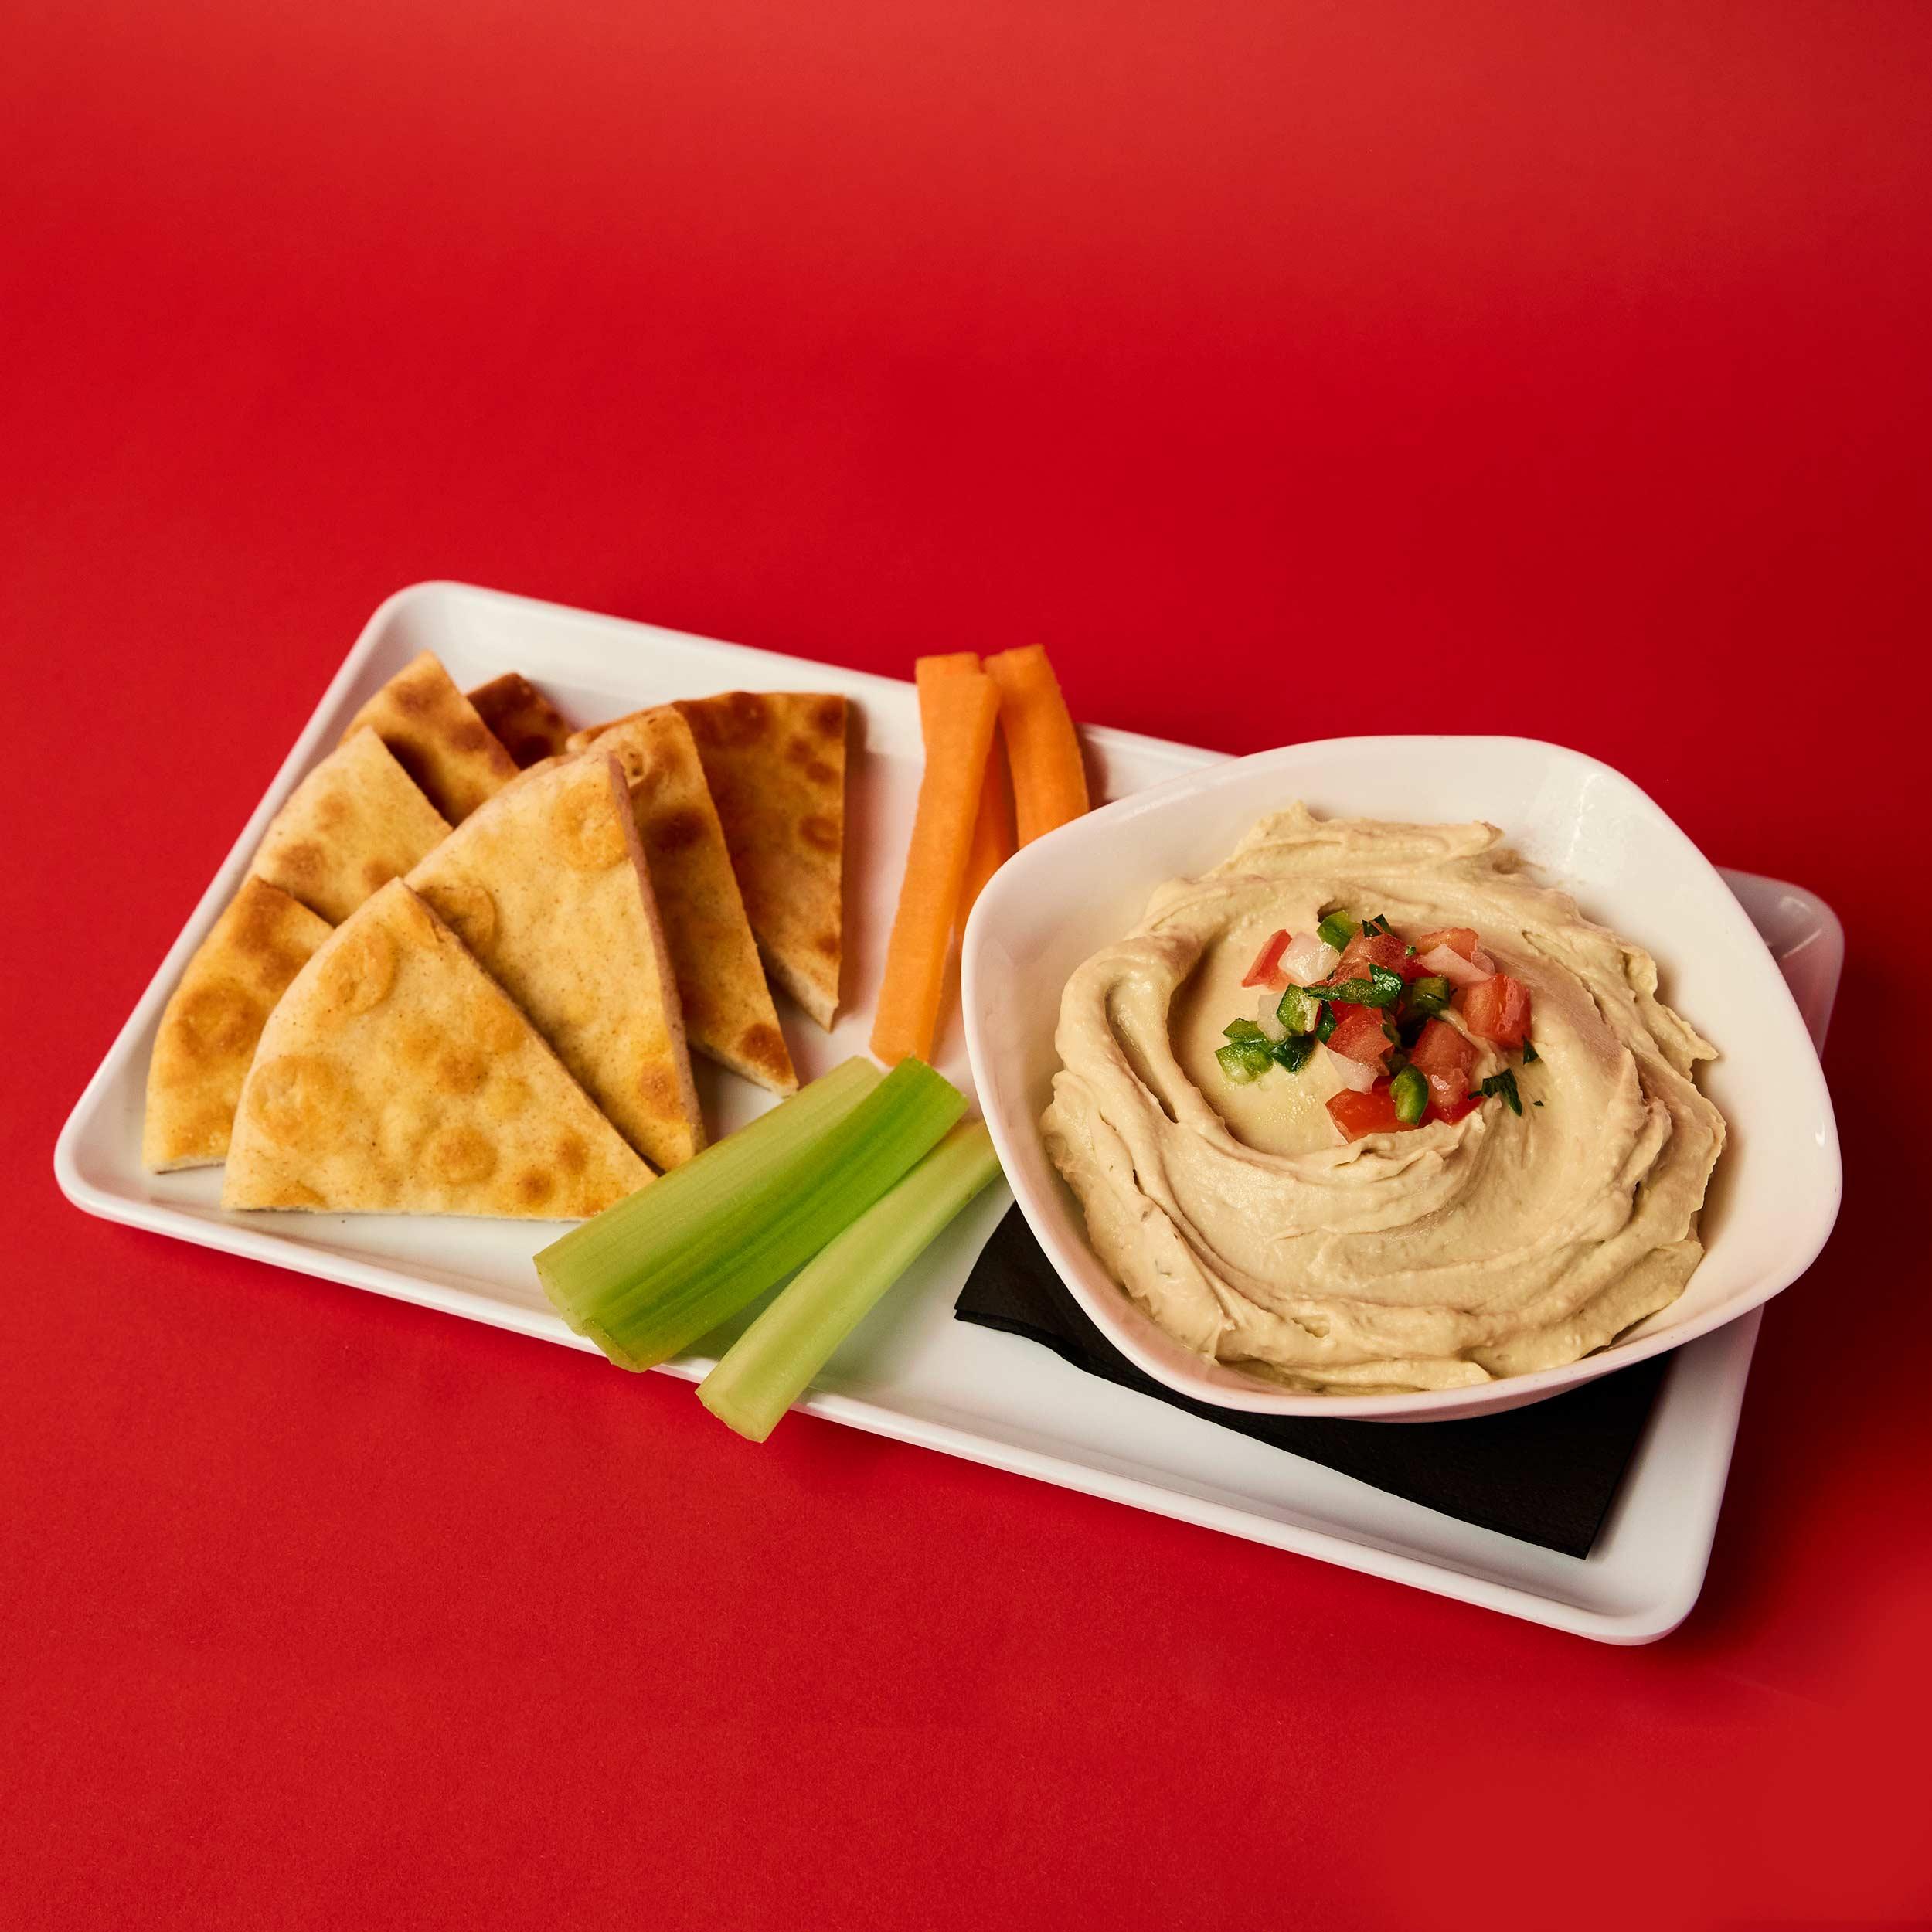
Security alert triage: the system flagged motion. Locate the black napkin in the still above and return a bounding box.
[954,1207,1668,1557]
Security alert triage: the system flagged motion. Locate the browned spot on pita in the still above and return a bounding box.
[247,1054,352,1147]
[173,984,260,1060]
[317,920,396,1016]
[277,841,326,886]
[739,1023,791,1085]
[804,759,838,787]
[555,787,627,870]
[555,1132,589,1176]
[648,807,706,855]
[814,929,841,960]
[425,1124,497,1185]
[440,1048,489,1095]
[513,1167,557,1210]
[811,696,845,738]
[800,814,841,855]
[637,1064,678,1115]
[467,672,574,769]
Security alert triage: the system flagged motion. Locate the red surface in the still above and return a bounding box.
[5,4,1930,1925]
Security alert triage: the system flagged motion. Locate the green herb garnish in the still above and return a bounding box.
[1406,975,1452,1019]
[1522,1040,1539,1063]
[1479,1069,1523,1116]
[1216,1039,1274,1084]
[1316,912,1357,951]
[1271,1036,1316,1074]
[1315,1007,1339,1044]
[1275,985,1321,1035]
[1360,913,1394,937]
[1390,1065,1429,1124]
[1313,962,1405,1009]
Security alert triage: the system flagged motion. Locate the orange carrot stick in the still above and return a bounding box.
[872,666,1002,1066]
[915,651,981,734]
[983,645,1088,845]
[957,726,1015,931]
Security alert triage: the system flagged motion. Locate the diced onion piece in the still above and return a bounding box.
[1417,943,1492,988]
[1471,947,1497,974]
[1324,1044,1378,1092]
[1256,989,1289,1042]
[1281,934,1342,985]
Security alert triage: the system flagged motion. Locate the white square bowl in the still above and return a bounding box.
[961,736,1842,1421]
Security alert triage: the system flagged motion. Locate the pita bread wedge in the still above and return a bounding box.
[142,877,333,1170]
[251,727,452,924]
[409,752,704,1171]
[467,672,575,768]
[566,707,797,1094]
[675,692,848,1029]
[340,650,519,821]
[224,881,650,1218]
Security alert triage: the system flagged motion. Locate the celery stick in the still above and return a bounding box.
[536,1056,964,1371]
[537,1057,879,1328]
[697,1121,1002,1442]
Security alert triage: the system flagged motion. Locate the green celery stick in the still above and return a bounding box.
[536,1057,964,1370]
[696,1121,1002,1442]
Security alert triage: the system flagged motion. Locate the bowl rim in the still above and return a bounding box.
[961,732,1842,1421]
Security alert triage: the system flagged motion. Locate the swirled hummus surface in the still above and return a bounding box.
[1043,805,1726,1393]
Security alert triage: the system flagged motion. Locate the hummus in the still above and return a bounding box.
[1043,805,1726,1393]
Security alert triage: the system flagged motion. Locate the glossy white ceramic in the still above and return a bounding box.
[962,736,1842,1420]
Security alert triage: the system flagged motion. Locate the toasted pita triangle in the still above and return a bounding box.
[675,692,847,1029]
[142,877,333,1171]
[251,727,451,924]
[224,881,650,1217]
[566,707,797,1094]
[467,672,575,768]
[341,650,519,822]
[408,753,704,1170]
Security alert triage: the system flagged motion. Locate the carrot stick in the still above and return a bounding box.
[983,645,1088,845]
[957,726,1015,931]
[915,651,981,736]
[872,666,1002,1066]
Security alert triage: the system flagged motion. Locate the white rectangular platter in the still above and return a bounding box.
[56,581,1840,1642]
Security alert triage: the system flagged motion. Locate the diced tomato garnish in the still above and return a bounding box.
[1430,1095,1483,1125]
[1413,927,1481,962]
[1455,972,1532,1047]
[1335,930,1416,981]
[1327,1004,1396,1067]
[1326,1086,1410,1141]
[1240,928,1292,991]
[1408,1018,1475,1111]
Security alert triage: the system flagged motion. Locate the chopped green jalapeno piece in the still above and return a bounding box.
[1275,985,1321,1035]
[1216,1039,1273,1084]
[1271,1036,1316,1074]
[1385,1049,1410,1077]
[1315,962,1405,1009]
[1315,1006,1339,1043]
[1479,1069,1524,1115]
[1316,912,1357,951]
[1390,1065,1429,1124]
[1522,1040,1539,1063]
[1406,974,1451,1018]
[1223,1018,1267,1043]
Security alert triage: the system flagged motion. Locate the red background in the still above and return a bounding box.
[5,4,1929,1925]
